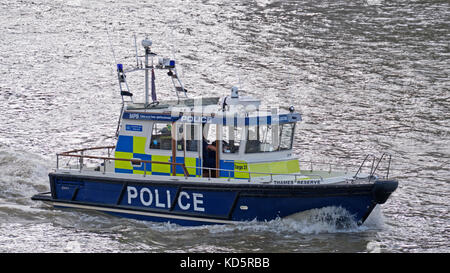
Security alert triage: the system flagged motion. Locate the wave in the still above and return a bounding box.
[0,149,51,206]
[139,205,385,235]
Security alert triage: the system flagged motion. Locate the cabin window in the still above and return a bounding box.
[279,123,295,150]
[176,124,199,152]
[222,125,242,154]
[245,123,295,153]
[203,124,216,144]
[149,123,172,150]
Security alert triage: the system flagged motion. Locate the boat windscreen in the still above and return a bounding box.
[245,123,295,153]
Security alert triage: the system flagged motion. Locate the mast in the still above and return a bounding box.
[142,38,152,107]
[115,36,185,107]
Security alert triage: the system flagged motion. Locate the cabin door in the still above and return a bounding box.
[174,123,201,177]
[202,123,221,178]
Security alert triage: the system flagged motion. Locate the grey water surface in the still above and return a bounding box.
[0,0,448,252]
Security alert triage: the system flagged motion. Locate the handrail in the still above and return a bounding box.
[298,155,394,177]
[353,153,393,181]
[56,146,189,177]
[56,147,323,182]
[369,152,392,182]
[297,159,370,174]
[56,146,392,183]
[57,152,322,182]
[59,145,116,155]
[353,154,376,179]
[191,166,324,182]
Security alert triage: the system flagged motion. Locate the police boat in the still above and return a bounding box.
[32,37,398,226]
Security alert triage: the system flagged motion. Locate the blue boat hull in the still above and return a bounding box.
[31,173,397,226]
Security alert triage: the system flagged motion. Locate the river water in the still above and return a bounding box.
[0,0,448,253]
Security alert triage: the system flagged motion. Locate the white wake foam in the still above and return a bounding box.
[0,149,51,203]
[144,206,384,235]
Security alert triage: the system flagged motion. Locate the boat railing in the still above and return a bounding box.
[55,146,324,183]
[187,166,324,183]
[56,146,190,177]
[297,153,393,180]
[56,146,391,182]
[298,160,353,174]
[353,153,392,181]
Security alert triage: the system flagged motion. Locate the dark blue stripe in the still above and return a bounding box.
[115,168,133,174]
[123,112,301,125]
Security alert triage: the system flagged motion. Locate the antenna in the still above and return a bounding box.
[105,23,118,66]
[134,34,139,67]
[235,66,248,93]
[105,23,133,102]
[168,31,188,101]
[142,37,153,106]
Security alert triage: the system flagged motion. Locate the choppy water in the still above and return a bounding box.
[0,0,448,253]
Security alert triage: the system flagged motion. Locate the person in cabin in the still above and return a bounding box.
[159,124,172,150]
[160,124,172,135]
[202,137,217,177]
